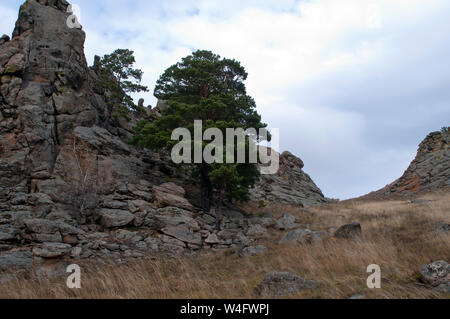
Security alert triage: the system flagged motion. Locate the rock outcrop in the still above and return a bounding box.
[0,0,327,278]
[250,151,327,207]
[370,129,449,198]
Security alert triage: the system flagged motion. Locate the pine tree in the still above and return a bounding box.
[95,49,148,121]
[133,50,268,211]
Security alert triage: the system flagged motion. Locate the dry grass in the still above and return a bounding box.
[1,190,449,299]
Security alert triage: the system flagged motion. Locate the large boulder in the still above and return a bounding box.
[256,272,321,297]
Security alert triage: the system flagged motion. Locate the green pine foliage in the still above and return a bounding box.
[95,49,148,120]
[133,50,268,210]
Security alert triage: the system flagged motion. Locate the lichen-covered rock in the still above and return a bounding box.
[419,260,449,290]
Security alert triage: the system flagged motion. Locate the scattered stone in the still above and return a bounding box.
[434,222,450,233]
[419,260,449,290]
[246,225,268,239]
[256,272,321,297]
[334,223,362,240]
[275,214,301,231]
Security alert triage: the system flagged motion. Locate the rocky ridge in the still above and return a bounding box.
[0,0,327,279]
[369,129,449,198]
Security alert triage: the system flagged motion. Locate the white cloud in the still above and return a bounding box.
[1,0,449,199]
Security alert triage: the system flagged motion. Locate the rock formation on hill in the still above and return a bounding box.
[370,129,449,198]
[0,0,326,277]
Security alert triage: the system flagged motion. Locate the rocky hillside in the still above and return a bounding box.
[0,0,326,278]
[369,129,449,198]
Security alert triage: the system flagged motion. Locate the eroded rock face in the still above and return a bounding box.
[0,0,328,278]
[370,130,449,198]
[250,151,327,207]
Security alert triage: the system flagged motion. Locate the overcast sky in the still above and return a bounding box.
[1,0,449,199]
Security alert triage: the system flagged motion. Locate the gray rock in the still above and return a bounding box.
[246,225,268,239]
[205,233,220,245]
[0,273,15,284]
[372,130,450,197]
[239,245,267,257]
[280,229,326,245]
[161,225,202,246]
[155,207,200,231]
[349,293,366,299]
[97,209,135,228]
[435,222,450,233]
[0,250,32,271]
[0,34,10,45]
[419,260,449,288]
[256,272,321,297]
[248,217,275,228]
[32,243,72,259]
[24,219,59,234]
[334,223,362,240]
[435,283,450,294]
[275,214,301,230]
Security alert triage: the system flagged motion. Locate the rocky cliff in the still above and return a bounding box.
[369,129,449,198]
[0,0,326,278]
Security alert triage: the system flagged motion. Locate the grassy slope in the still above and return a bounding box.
[1,189,449,299]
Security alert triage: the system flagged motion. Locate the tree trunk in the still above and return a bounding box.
[199,163,212,211]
